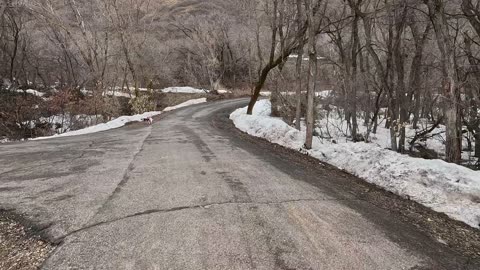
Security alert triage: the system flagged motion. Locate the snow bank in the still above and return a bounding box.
[259,91,332,97]
[32,98,207,140]
[163,98,207,112]
[161,87,208,94]
[32,111,162,140]
[230,100,305,150]
[37,114,103,134]
[230,100,480,228]
[82,87,207,98]
[103,90,132,98]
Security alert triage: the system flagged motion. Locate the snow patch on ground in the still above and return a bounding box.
[81,87,207,98]
[314,106,476,164]
[32,98,207,140]
[230,100,480,228]
[259,91,332,98]
[161,87,208,94]
[103,90,132,98]
[15,89,45,97]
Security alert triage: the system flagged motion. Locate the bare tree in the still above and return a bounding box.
[246,0,313,115]
[424,0,462,163]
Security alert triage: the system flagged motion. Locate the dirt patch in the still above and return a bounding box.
[0,211,54,270]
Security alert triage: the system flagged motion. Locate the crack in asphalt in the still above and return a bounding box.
[61,197,361,240]
[89,127,152,220]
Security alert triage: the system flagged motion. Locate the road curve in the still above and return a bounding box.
[0,99,478,269]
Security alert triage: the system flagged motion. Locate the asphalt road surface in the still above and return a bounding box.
[0,99,479,269]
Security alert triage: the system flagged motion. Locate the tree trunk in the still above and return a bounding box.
[247,64,273,115]
[408,23,430,130]
[295,0,304,131]
[349,12,360,141]
[393,6,408,152]
[412,91,422,129]
[475,130,480,158]
[360,45,370,128]
[424,0,462,163]
[304,0,317,149]
[9,27,19,81]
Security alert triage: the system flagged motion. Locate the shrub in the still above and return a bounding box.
[129,90,156,114]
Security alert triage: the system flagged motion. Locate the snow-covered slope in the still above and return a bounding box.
[313,107,476,162]
[230,100,480,229]
[33,98,207,140]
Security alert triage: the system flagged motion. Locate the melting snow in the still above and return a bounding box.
[16,89,45,97]
[32,98,207,140]
[163,98,207,112]
[230,99,480,228]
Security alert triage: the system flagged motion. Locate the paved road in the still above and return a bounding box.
[0,99,478,269]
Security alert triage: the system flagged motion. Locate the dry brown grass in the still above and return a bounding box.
[0,212,54,270]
